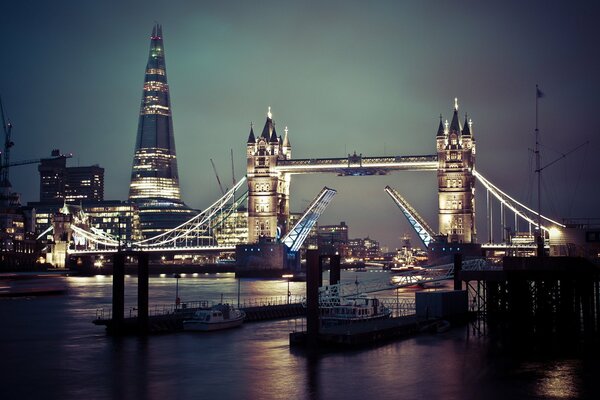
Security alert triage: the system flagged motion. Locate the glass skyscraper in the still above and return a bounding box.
[129,24,195,238]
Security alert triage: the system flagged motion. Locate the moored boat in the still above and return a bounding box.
[183,304,245,331]
[320,295,391,325]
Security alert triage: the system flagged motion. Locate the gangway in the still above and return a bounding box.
[385,185,436,248]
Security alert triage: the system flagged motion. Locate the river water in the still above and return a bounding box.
[1,270,598,400]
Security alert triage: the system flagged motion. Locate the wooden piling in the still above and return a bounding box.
[137,252,149,335]
[112,252,125,335]
[306,249,320,349]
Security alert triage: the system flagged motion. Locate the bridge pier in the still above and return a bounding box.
[112,252,125,335]
[137,252,149,335]
[306,249,320,350]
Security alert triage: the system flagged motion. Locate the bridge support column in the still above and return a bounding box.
[306,249,320,349]
[329,254,341,286]
[454,253,462,291]
[112,252,125,335]
[137,252,149,335]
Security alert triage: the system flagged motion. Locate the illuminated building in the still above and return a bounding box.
[29,201,141,245]
[38,150,104,203]
[317,221,348,256]
[346,237,381,260]
[436,99,476,244]
[128,24,196,237]
[214,206,248,247]
[246,108,292,243]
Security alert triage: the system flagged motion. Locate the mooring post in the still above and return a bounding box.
[454,253,462,291]
[306,249,320,349]
[137,251,149,335]
[329,254,341,286]
[112,251,125,335]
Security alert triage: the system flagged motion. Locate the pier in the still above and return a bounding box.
[94,299,306,335]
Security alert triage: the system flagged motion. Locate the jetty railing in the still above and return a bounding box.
[94,295,307,320]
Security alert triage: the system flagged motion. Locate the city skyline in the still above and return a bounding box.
[1,1,599,248]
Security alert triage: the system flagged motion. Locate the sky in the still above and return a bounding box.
[1,0,599,249]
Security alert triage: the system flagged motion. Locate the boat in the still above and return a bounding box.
[320,295,391,325]
[183,304,245,331]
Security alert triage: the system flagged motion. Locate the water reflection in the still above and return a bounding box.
[1,271,599,400]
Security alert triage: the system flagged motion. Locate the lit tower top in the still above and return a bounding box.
[129,24,181,202]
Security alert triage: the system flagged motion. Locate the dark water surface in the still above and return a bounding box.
[1,271,599,400]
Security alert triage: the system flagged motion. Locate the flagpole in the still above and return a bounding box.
[535,84,543,257]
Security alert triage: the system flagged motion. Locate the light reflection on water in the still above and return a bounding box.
[1,270,599,400]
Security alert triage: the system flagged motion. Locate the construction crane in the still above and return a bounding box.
[0,96,14,185]
[210,158,226,196]
[230,148,236,187]
[0,97,73,180]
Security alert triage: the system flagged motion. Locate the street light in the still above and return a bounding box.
[282,274,294,304]
[173,273,181,308]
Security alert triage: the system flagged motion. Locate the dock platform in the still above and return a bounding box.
[94,302,306,335]
[289,315,437,347]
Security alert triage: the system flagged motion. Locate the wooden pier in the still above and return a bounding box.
[93,302,306,335]
[462,256,600,350]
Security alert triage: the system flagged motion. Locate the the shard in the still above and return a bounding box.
[129,25,194,238]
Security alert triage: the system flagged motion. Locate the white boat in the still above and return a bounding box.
[320,295,391,325]
[183,304,246,331]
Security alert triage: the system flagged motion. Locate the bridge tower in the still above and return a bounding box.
[246,108,292,243]
[436,99,476,243]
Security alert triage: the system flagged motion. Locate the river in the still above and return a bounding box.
[1,270,598,399]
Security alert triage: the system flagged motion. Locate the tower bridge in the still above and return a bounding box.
[63,100,567,266]
[54,25,576,272]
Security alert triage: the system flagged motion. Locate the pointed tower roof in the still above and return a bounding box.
[270,124,279,143]
[462,114,472,136]
[449,98,461,133]
[283,126,290,147]
[247,123,256,143]
[436,114,445,137]
[261,106,273,140]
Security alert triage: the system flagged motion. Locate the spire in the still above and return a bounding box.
[462,114,472,136]
[129,24,181,202]
[283,126,290,147]
[436,114,445,137]
[449,98,461,133]
[247,122,255,143]
[261,106,274,139]
[270,123,279,143]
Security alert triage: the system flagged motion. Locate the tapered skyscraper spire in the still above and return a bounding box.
[128,25,195,239]
[129,23,181,201]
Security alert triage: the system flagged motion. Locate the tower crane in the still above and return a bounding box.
[0,96,14,185]
[0,96,73,183]
[210,158,226,196]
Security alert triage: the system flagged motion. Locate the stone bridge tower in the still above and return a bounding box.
[436,99,476,243]
[246,108,291,243]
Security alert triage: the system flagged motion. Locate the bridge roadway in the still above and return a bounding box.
[275,154,438,175]
[68,245,236,256]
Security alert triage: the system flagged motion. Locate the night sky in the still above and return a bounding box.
[1,1,599,249]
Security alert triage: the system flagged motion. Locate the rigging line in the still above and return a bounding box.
[541,174,558,220]
[567,143,589,217]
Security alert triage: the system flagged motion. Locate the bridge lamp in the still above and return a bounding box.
[282,274,294,304]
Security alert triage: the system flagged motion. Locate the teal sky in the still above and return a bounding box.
[1,1,599,248]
